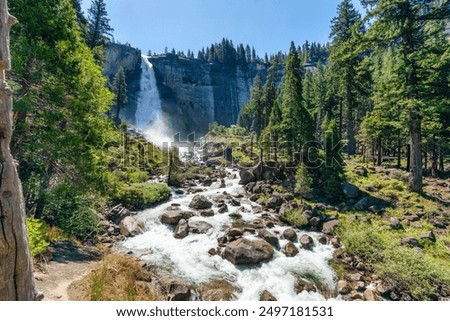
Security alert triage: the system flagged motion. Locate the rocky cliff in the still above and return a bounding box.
[104,44,270,136]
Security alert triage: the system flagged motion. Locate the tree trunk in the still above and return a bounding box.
[377,136,382,166]
[408,114,423,192]
[423,146,428,171]
[438,146,444,173]
[0,0,37,300]
[431,142,438,178]
[346,85,356,155]
[397,139,401,168]
[338,100,343,140]
[406,144,411,172]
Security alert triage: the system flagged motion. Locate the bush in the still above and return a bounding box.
[114,183,171,210]
[26,218,50,256]
[376,246,450,300]
[337,222,387,261]
[284,208,309,227]
[43,183,100,239]
[127,169,149,183]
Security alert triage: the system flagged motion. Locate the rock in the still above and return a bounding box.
[299,235,315,250]
[249,194,259,202]
[161,210,194,225]
[229,213,242,219]
[265,195,284,209]
[336,280,351,295]
[260,290,277,301]
[363,289,378,301]
[208,248,217,256]
[354,281,366,291]
[356,262,366,271]
[188,221,213,234]
[400,237,423,248]
[202,178,213,187]
[282,242,299,257]
[218,204,228,213]
[364,184,377,192]
[257,229,280,248]
[106,205,132,225]
[230,197,241,207]
[160,278,191,301]
[341,182,360,198]
[119,216,144,237]
[228,228,243,238]
[200,209,215,217]
[294,277,316,293]
[199,280,238,301]
[189,195,213,210]
[349,291,364,300]
[318,236,328,245]
[389,217,402,230]
[354,165,368,177]
[174,219,189,239]
[239,170,256,185]
[219,179,226,188]
[354,197,371,211]
[322,220,340,235]
[224,238,274,265]
[309,216,322,227]
[347,272,363,282]
[282,228,298,242]
[419,231,436,243]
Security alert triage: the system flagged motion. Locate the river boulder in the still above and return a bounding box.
[188,221,213,234]
[173,219,189,239]
[224,238,274,265]
[160,210,195,225]
[282,242,299,257]
[189,195,213,210]
[119,216,144,237]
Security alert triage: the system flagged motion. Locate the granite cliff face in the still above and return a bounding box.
[104,44,269,137]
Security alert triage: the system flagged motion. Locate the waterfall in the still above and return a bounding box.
[135,55,172,146]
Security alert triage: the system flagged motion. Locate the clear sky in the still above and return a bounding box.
[81,0,364,56]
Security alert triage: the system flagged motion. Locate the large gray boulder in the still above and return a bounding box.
[257,229,280,248]
[354,197,371,211]
[174,219,189,239]
[341,182,360,199]
[189,195,213,210]
[282,242,299,257]
[119,216,144,237]
[188,221,213,234]
[239,170,256,185]
[282,228,298,242]
[299,235,315,250]
[265,195,284,209]
[322,220,340,235]
[224,238,274,265]
[160,210,195,225]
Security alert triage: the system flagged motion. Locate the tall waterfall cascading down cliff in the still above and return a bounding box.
[135,55,172,146]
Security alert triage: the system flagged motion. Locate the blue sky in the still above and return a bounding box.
[81,0,364,56]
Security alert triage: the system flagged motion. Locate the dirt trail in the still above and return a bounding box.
[34,241,102,301]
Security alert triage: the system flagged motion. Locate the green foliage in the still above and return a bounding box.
[86,0,114,49]
[26,218,51,257]
[320,118,345,198]
[127,169,149,183]
[237,74,264,135]
[112,66,128,122]
[43,183,101,239]
[114,183,171,210]
[208,122,228,136]
[376,246,450,300]
[284,208,309,227]
[295,164,313,196]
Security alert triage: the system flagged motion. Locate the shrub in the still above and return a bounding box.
[284,208,309,227]
[376,246,450,300]
[337,222,387,261]
[295,164,313,196]
[114,183,171,210]
[127,169,149,183]
[26,218,50,256]
[43,183,100,239]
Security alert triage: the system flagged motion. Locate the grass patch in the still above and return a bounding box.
[73,254,161,301]
[284,208,309,227]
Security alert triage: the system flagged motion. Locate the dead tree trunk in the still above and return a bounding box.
[0,0,37,301]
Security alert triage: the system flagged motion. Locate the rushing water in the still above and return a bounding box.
[119,169,338,301]
[135,55,172,146]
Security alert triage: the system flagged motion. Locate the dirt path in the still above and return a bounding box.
[34,241,102,301]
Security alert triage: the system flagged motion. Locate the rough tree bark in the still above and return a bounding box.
[0,0,37,301]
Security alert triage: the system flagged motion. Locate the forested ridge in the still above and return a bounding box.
[1,0,449,302]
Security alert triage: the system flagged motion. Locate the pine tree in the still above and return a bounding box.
[361,0,450,192]
[280,42,314,158]
[261,59,279,129]
[86,0,114,49]
[329,0,363,156]
[320,117,345,198]
[112,66,128,123]
[237,74,264,135]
